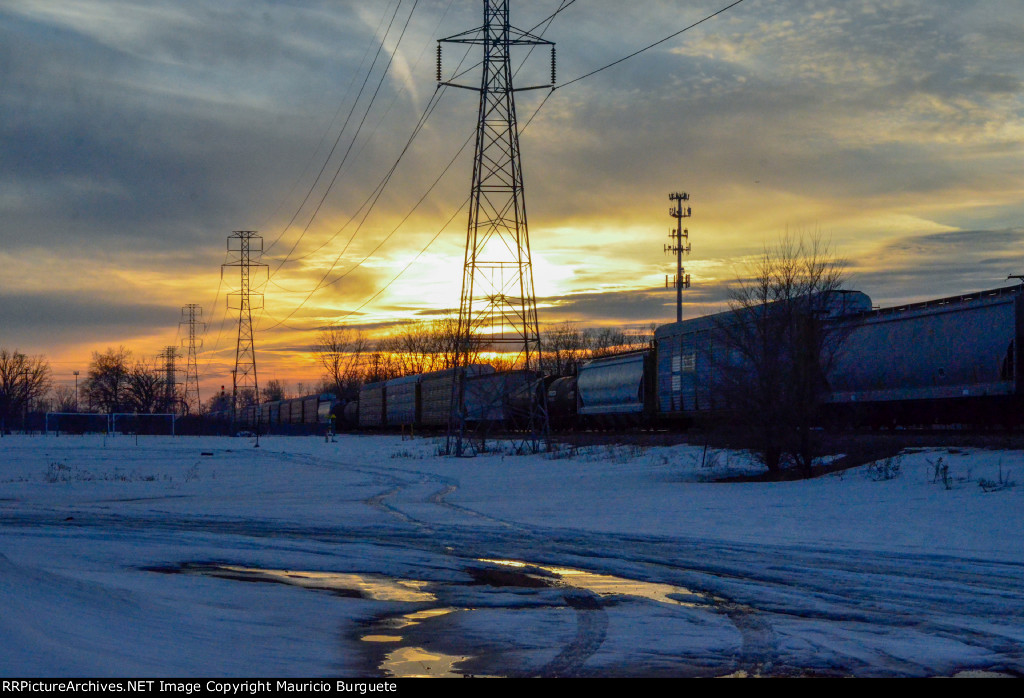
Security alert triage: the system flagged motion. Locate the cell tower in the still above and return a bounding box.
[439,0,555,452]
[180,304,205,414]
[159,346,181,413]
[223,231,267,418]
[665,192,692,323]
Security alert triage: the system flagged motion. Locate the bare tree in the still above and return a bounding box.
[50,385,79,413]
[0,349,52,431]
[82,347,132,414]
[587,326,653,358]
[262,379,287,403]
[541,321,589,375]
[125,359,166,413]
[236,387,258,409]
[372,311,470,380]
[716,235,846,475]
[431,312,464,370]
[316,325,369,398]
[541,322,654,375]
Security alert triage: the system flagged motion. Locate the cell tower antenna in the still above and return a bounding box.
[666,192,692,323]
[223,231,267,423]
[180,304,205,414]
[439,0,554,455]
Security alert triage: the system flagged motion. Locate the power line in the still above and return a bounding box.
[268,0,423,264]
[264,1,407,258]
[555,0,748,91]
[336,198,469,324]
[256,1,400,237]
[258,85,461,330]
[270,82,453,270]
[525,0,578,34]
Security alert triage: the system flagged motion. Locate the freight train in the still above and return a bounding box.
[207,393,336,434]
[222,283,1024,434]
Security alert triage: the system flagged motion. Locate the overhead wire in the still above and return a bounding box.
[265,0,422,265]
[554,0,748,92]
[268,3,464,273]
[256,0,399,238]
[251,0,432,336]
[524,0,577,34]
[336,199,469,323]
[253,11,484,329]
[257,83,457,331]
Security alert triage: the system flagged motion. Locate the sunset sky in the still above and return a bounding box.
[3,0,1024,397]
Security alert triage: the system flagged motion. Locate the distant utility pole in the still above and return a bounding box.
[666,192,692,323]
[223,231,267,421]
[180,304,205,415]
[438,0,555,454]
[160,346,181,413]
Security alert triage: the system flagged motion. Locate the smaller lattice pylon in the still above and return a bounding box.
[180,304,205,414]
[223,231,268,420]
[159,346,182,414]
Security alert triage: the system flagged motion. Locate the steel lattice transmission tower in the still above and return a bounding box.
[439,1,554,452]
[179,304,205,414]
[223,231,267,418]
[159,346,181,413]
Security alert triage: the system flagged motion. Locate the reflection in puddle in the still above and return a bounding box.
[182,564,436,602]
[374,608,467,677]
[363,635,403,643]
[478,558,706,607]
[382,607,457,630]
[382,647,469,678]
[162,558,714,677]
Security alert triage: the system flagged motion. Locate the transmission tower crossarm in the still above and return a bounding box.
[437,7,556,94]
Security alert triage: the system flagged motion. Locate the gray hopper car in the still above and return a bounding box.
[825,285,1023,427]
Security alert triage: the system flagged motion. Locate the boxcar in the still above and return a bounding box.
[385,374,420,427]
[358,381,386,428]
[465,369,544,426]
[420,365,494,427]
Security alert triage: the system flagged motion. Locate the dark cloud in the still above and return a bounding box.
[847,228,1024,304]
[0,290,177,347]
[537,283,731,327]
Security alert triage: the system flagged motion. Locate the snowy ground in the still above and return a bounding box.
[1,433,1022,677]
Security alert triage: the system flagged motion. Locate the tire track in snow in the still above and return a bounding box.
[537,592,609,677]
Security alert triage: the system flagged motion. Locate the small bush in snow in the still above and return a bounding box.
[978,461,1015,493]
[545,443,579,460]
[867,455,902,481]
[927,457,952,490]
